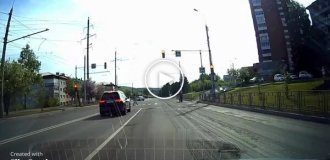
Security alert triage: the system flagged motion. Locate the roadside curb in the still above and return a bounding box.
[2,104,97,120]
[197,101,330,124]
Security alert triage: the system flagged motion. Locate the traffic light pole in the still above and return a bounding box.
[205,25,216,98]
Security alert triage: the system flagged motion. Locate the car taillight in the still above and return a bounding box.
[99,100,105,104]
[115,99,123,103]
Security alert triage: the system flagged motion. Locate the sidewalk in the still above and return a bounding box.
[3,104,97,119]
[198,100,330,124]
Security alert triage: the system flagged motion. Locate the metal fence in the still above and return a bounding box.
[198,91,330,117]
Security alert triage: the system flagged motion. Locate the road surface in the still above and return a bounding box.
[0,98,329,160]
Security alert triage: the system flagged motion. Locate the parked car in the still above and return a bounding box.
[136,95,145,101]
[299,71,313,79]
[274,74,284,81]
[249,77,264,83]
[288,73,298,80]
[99,90,131,116]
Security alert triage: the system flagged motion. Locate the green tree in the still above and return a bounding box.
[286,0,329,76]
[227,66,239,85]
[237,67,255,85]
[17,44,42,109]
[2,60,26,113]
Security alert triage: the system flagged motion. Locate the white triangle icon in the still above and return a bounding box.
[158,72,175,88]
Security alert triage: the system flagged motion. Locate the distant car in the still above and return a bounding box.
[99,90,131,116]
[249,77,264,83]
[299,71,312,79]
[274,74,284,81]
[136,96,145,101]
[219,86,231,92]
[288,73,298,80]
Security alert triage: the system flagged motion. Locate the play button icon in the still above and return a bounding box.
[158,71,175,88]
[144,59,184,99]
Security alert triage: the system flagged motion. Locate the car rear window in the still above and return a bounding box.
[102,92,120,100]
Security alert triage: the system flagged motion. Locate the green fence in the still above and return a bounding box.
[199,91,330,117]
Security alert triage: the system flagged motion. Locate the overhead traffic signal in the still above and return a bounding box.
[74,84,78,91]
[161,50,165,58]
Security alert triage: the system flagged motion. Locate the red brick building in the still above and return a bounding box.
[249,0,294,78]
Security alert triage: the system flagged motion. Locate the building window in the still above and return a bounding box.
[255,10,267,31]
[280,12,284,16]
[259,33,271,50]
[263,60,272,63]
[278,7,283,10]
[256,14,266,24]
[285,35,290,39]
[262,53,272,57]
[251,0,261,6]
[254,9,263,15]
[284,29,288,33]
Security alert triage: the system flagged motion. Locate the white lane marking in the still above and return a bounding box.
[0,113,98,145]
[84,108,142,160]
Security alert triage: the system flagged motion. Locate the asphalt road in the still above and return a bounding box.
[0,98,329,160]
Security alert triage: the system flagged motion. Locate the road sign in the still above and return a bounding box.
[199,67,205,74]
[91,63,96,69]
[175,50,181,57]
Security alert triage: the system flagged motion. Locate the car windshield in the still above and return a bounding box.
[102,92,120,100]
[1,0,329,160]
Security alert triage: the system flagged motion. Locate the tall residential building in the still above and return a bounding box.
[42,72,70,105]
[249,0,294,77]
[307,0,330,53]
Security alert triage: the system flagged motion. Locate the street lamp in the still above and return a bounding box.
[193,8,217,99]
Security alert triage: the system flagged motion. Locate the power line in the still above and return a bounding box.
[0,11,8,15]
[11,14,83,22]
[12,17,40,34]
[28,37,80,43]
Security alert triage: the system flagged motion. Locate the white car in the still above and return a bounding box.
[249,77,264,83]
[299,71,312,79]
[274,74,284,81]
[288,73,298,80]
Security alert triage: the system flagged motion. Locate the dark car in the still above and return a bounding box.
[99,90,131,116]
[136,95,145,101]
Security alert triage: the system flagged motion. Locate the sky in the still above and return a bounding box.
[0,0,315,88]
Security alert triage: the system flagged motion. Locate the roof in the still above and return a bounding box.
[41,72,68,80]
[103,90,123,93]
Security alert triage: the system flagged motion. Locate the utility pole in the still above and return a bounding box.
[205,25,216,97]
[131,83,133,97]
[75,65,77,80]
[199,50,203,68]
[86,17,90,81]
[84,55,87,104]
[115,50,117,87]
[0,8,13,118]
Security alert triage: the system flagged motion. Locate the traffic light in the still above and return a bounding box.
[161,50,165,58]
[175,50,181,57]
[104,62,107,69]
[74,84,78,92]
